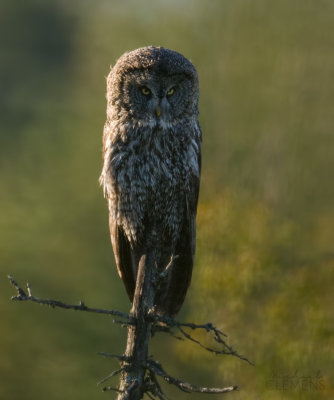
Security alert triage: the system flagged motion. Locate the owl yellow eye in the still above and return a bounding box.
[167,87,175,96]
[141,87,151,96]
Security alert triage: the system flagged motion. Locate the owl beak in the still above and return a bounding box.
[155,107,161,118]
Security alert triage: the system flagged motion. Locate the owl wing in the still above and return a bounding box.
[109,216,136,302]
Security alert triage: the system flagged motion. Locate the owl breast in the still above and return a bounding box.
[101,118,200,244]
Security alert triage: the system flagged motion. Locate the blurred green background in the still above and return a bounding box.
[1,0,333,399]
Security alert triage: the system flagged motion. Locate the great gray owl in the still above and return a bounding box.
[100,46,201,316]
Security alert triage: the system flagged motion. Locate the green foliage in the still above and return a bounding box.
[184,191,333,399]
[1,0,333,399]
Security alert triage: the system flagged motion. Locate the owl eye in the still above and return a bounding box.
[141,87,151,96]
[167,87,175,96]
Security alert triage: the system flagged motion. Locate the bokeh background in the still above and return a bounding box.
[1,0,333,399]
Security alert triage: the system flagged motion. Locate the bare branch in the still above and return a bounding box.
[26,282,32,297]
[151,324,184,341]
[124,380,139,399]
[159,255,178,280]
[98,352,130,362]
[155,255,179,296]
[149,313,254,366]
[8,275,130,322]
[145,392,157,400]
[148,371,164,398]
[145,370,168,400]
[98,367,124,386]
[147,359,238,394]
[102,385,123,393]
[148,313,226,336]
[9,274,252,398]
[177,326,254,366]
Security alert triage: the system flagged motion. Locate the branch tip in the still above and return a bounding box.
[7,276,130,321]
[149,313,253,366]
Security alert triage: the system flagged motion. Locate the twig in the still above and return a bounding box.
[98,367,123,386]
[149,313,254,366]
[8,275,130,322]
[98,352,130,362]
[159,255,178,280]
[145,392,156,400]
[151,324,184,340]
[155,255,179,294]
[124,380,139,399]
[146,370,168,400]
[147,359,237,394]
[177,326,253,366]
[148,314,227,337]
[102,385,123,393]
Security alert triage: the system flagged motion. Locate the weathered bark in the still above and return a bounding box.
[117,251,156,399]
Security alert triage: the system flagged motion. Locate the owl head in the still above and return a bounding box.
[106,46,199,127]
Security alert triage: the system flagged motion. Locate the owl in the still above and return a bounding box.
[100,46,201,316]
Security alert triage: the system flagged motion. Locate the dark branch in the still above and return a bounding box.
[177,325,254,366]
[159,254,178,281]
[147,359,238,394]
[8,275,130,322]
[145,392,158,400]
[149,313,254,366]
[102,385,123,393]
[98,352,130,362]
[98,367,124,386]
[124,380,139,399]
[146,370,165,399]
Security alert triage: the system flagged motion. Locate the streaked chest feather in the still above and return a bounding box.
[100,120,200,242]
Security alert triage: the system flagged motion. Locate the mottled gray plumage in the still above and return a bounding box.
[100,46,201,316]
